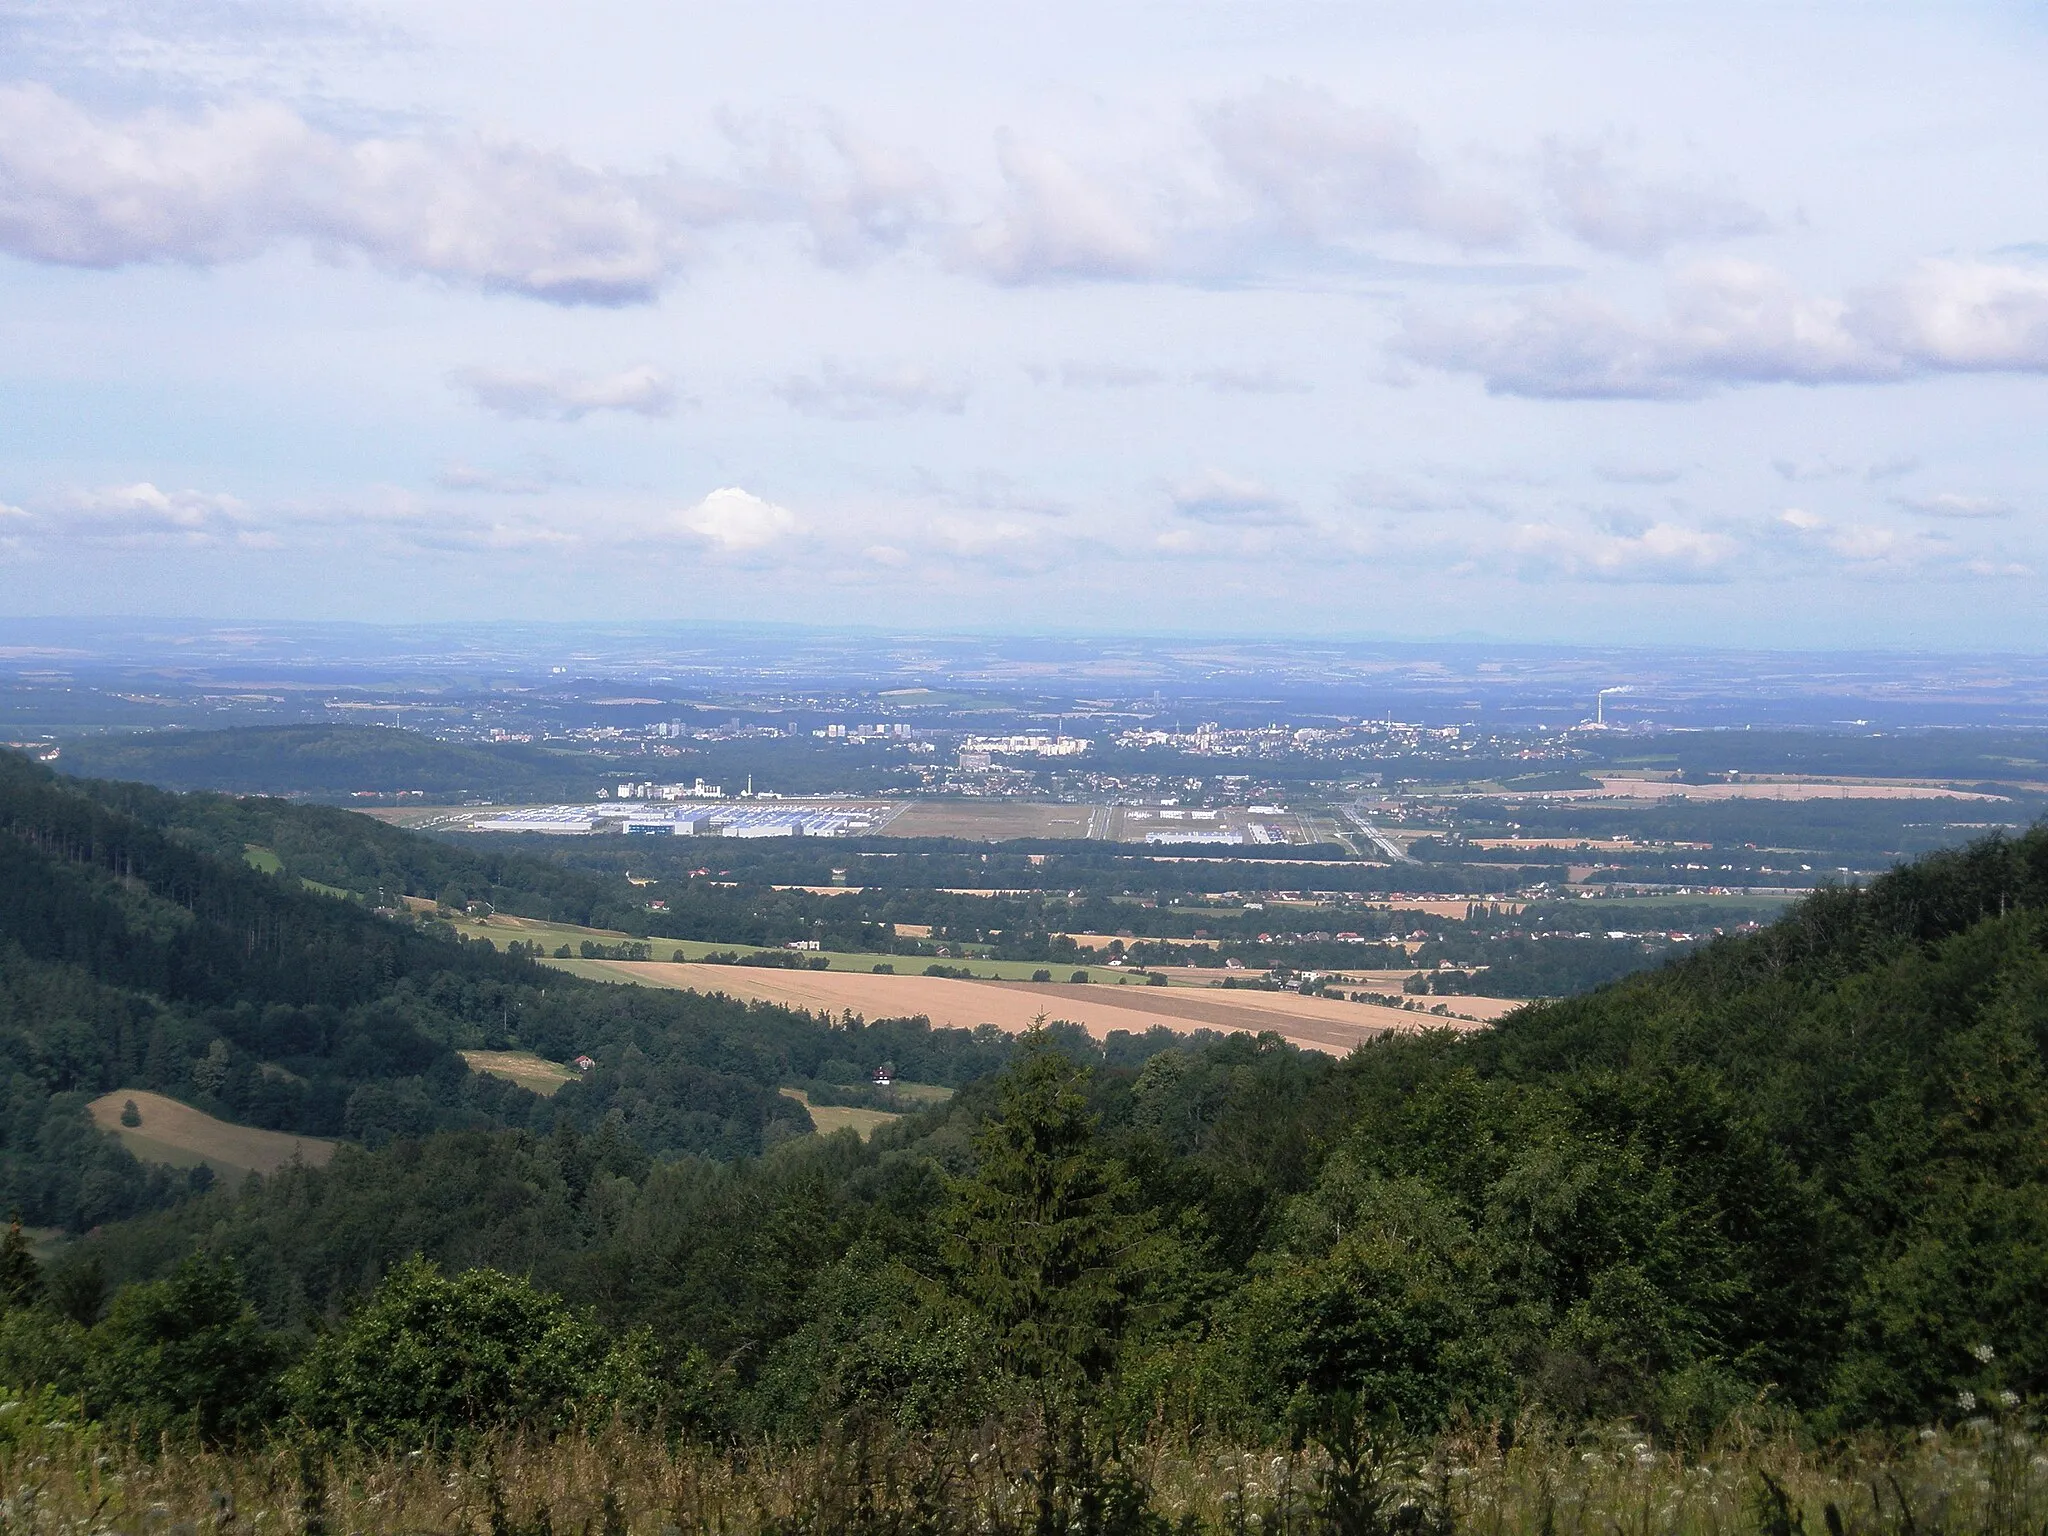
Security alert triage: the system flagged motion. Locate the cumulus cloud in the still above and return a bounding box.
[0,78,1777,304]
[0,84,723,303]
[777,361,969,419]
[1169,470,1300,525]
[953,84,1524,286]
[675,486,797,552]
[1401,258,2048,398]
[719,111,947,266]
[47,482,254,544]
[451,365,675,421]
[1199,80,1521,250]
[1541,139,1767,257]
[959,135,1163,284]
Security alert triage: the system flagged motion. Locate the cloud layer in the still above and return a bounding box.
[1402,259,2048,398]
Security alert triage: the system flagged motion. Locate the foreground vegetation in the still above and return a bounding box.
[8,1412,2048,1535]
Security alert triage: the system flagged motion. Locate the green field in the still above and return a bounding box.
[243,844,358,901]
[549,940,1140,982]
[461,912,1138,982]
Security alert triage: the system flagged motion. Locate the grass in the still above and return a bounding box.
[779,1087,900,1140]
[7,1415,2046,1536]
[86,1090,338,1185]
[493,915,1138,983]
[460,1049,580,1096]
[241,843,358,901]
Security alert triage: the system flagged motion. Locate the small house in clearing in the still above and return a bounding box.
[572,1054,597,1073]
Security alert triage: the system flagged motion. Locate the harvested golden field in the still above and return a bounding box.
[551,960,1490,1056]
[1361,898,1528,919]
[460,1049,579,1095]
[88,1091,338,1184]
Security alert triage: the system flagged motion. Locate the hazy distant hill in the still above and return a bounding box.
[57,725,595,801]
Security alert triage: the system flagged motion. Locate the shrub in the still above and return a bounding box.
[286,1257,639,1449]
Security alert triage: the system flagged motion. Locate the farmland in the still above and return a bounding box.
[87,1091,339,1185]
[545,957,1494,1055]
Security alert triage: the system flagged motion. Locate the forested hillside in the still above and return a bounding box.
[0,753,1031,1225]
[58,724,596,800]
[0,814,2031,1458]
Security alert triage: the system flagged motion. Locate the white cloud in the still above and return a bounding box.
[1541,139,1766,257]
[1199,80,1521,250]
[49,481,253,544]
[1495,519,1741,582]
[958,135,1162,284]
[676,486,797,552]
[1402,258,2048,398]
[1896,492,2018,520]
[1169,470,1300,525]
[0,84,714,304]
[720,111,947,266]
[1859,259,2048,371]
[777,361,969,419]
[451,365,675,421]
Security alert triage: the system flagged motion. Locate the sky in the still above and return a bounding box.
[1,0,2045,649]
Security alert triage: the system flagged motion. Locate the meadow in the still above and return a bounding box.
[86,1091,338,1184]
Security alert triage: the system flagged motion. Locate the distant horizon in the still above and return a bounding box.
[4,614,2048,662]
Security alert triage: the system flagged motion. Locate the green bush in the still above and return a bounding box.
[286,1257,642,1448]
[86,1255,285,1445]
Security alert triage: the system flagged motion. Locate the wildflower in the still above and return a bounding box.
[1972,1343,1997,1364]
[2000,1391,2020,1409]
[1959,1391,1978,1412]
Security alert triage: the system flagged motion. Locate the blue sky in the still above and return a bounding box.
[1,0,2044,647]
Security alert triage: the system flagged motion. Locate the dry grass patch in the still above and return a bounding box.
[779,1088,900,1140]
[460,1050,580,1096]
[87,1091,338,1184]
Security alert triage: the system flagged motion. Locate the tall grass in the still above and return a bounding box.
[5,1409,2046,1534]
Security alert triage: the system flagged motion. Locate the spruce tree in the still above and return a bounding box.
[0,1216,43,1307]
[944,1032,1153,1391]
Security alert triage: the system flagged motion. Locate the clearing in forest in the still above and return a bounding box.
[459,1050,580,1095]
[87,1091,339,1185]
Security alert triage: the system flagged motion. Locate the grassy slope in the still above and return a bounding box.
[87,1091,339,1183]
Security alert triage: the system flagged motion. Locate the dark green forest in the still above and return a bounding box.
[57,724,600,799]
[0,752,1057,1226]
[2,741,2046,1461]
